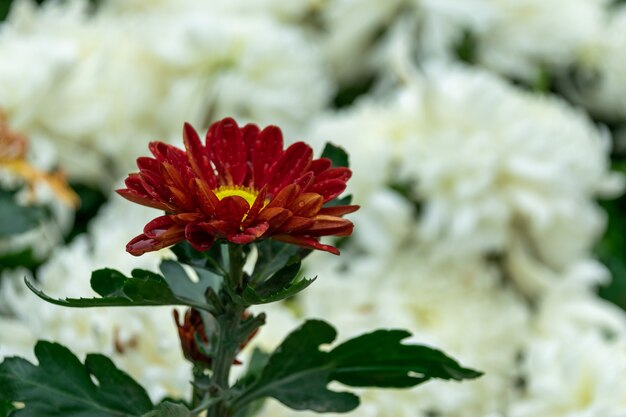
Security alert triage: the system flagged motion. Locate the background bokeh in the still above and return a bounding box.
[2,0,626,416]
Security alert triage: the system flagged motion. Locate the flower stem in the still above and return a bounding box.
[206,244,246,417]
[228,243,244,291]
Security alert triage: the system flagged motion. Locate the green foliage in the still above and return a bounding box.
[321,143,350,168]
[242,276,315,305]
[454,30,477,64]
[171,241,227,277]
[332,74,377,109]
[65,183,108,243]
[596,175,626,310]
[0,189,49,237]
[26,267,215,312]
[233,320,482,414]
[0,341,153,417]
[0,401,15,417]
[250,240,303,283]
[1,0,102,22]
[243,241,314,305]
[233,349,270,417]
[0,248,41,271]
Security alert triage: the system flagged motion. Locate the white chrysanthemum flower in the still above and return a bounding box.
[100,0,322,23]
[510,333,626,417]
[0,195,190,401]
[311,0,608,83]
[0,0,330,186]
[418,0,609,81]
[318,0,409,82]
[310,63,622,292]
[562,5,626,122]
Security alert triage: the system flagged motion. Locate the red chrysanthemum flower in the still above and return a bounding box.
[117,117,358,256]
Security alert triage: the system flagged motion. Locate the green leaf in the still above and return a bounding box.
[0,400,15,417]
[0,248,41,271]
[233,320,358,413]
[321,143,349,168]
[0,341,153,417]
[65,183,108,243]
[242,277,315,305]
[142,402,191,417]
[233,320,482,414]
[251,240,302,284]
[245,248,316,306]
[0,189,50,237]
[171,241,226,277]
[596,163,626,311]
[233,349,271,417]
[159,260,220,305]
[453,29,477,64]
[329,329,482,386]
[26,267,214,312]
[252,262,301,296]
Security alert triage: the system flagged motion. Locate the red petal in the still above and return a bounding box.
[264,142,312,196]
[242,123,260,185]
[207,118,247,186]
[271,235,340,255]
[123,173,145,193]
[309,158,331,175]
[199,220,231,239]
[190,178,220,217]
[183,122,216,188]
[137,169,171,203]
[185,223,216,251]
[289,193,324,217]
[228,234,258,244]
[216,195,249,224]
[257,207,291,229]
[293,172,314,190]
[149,141,185,163]
[302,215,354,237]
[229,222,270,244]
[275,216,316,233]
[312,167,352,183]
[252,125,284,188]
[127,224,186,256]
[168,186,195,212]
[242,186,267,228]
[116,189,172,211]
[143,215,176,238]
[319,204,360,216]
[243,222,270,238]
[266,184,300,210]
[308,179,347,202]
[137,156,160,174]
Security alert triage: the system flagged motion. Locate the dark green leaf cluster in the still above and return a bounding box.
[0,341,153,417]
[26,266,216,313]
[232,320,482,414]
[0,189,50,238]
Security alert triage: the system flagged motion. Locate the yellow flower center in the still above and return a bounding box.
[214,185,266,208]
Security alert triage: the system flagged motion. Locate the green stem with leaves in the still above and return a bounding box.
[205,244,247,417]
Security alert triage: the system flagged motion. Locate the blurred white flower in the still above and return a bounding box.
[0,0,330,187]
[310,63,622,292]
[510,333,626,417]
[562,5,626,122]
[418,0,609,81]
